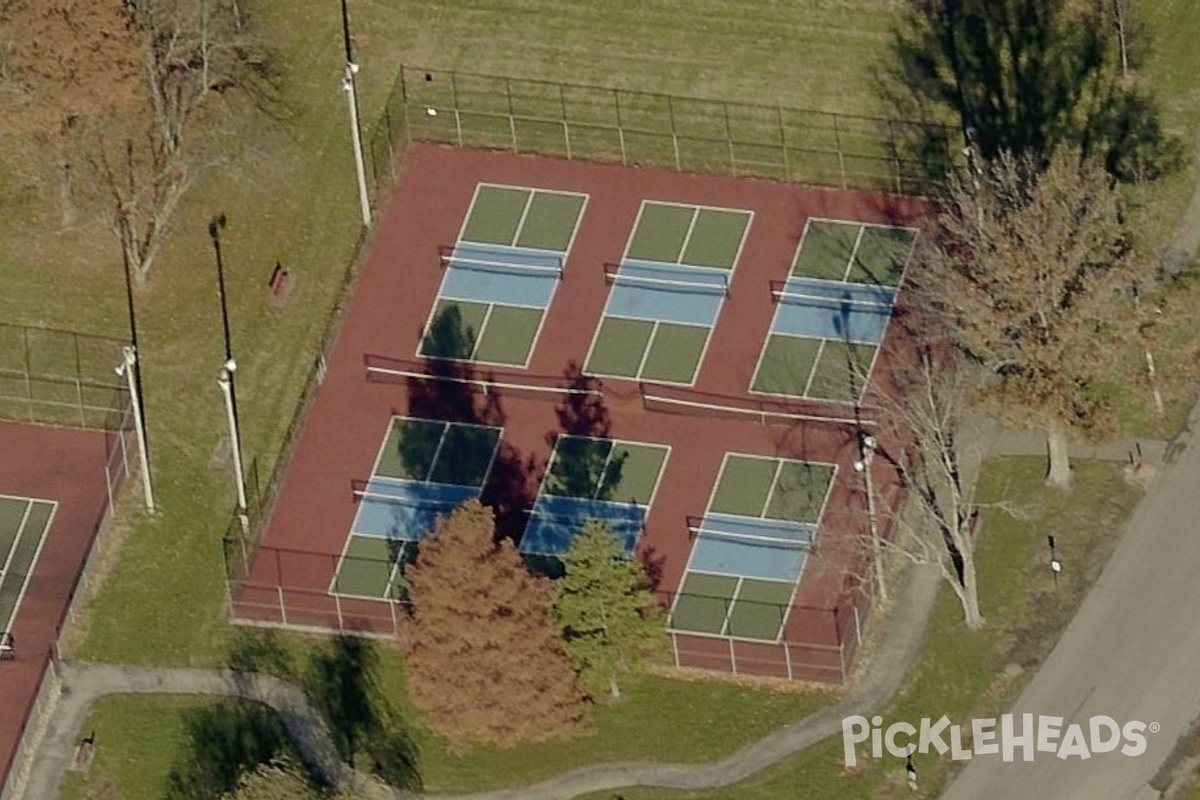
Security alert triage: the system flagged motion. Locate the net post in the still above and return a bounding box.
[614,89,627,166]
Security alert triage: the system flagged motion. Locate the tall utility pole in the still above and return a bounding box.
[340,0,371,225]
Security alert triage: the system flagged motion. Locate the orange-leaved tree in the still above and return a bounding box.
[405,500,589,750]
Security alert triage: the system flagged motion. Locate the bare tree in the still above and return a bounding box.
[80,0,278,283]
[1111,0,1139,80]
[910,149,1154,488]
[882,348,988,629]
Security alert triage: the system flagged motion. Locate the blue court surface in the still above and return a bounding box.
[771,276,897,345]
[439,241,563,308]
[520,494,647,557]
[518,435,670,557]
[351,477,484,542]
[687,513,817,583]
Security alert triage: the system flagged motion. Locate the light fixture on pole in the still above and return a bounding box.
[218,360,248,522]
[340,0,370,226]
[853,433,885,603]
[115,346,155,514]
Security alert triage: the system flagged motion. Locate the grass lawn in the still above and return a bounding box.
[58,696,235,800]
[574,457,1143,799]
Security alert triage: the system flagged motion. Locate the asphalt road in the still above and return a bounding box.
[941,403,1200,800]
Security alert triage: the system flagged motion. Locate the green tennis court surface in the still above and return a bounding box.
[420,183,587,367]
[752,218,916,401]
[0,494,55,636]
[670,454,834,641]
[585,201,751,385]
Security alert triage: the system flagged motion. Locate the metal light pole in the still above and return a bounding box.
[218,362,248,518]
[116,346,155,514]
[339,0,371,225]
[854,433,885,604]
[120,246,152,483]
[208,215,245,472]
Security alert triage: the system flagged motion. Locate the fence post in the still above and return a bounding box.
[833,112,848,189]
[505,78,518,153]
[668,94,681,170]
[671,632,680,668]
[335,591,344,633]
[277,585,287,627]
[614,89,627,166]
[777,106,791,182]
[451,72,464,147]
[559,82,572,160]
[887,118,902,194]
[728,637,737,675]
[784,641,794,681]
[723,101,735,177]
[22,326,33,423]
[72,333,85,427]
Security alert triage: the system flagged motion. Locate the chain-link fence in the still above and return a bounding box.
[0,323,131,430]
[391,66,954,195]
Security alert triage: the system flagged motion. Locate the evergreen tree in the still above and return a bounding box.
[405,500,588,749]
[554,521,665,700]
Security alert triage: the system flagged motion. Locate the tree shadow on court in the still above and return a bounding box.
[409,305,504,426]
[302,635,423,791]
[878,0,1182,182]
[163,698,309,800]
[544,363,627,500]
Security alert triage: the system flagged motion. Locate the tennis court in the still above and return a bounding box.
[331,416,502,600]
[0,495,55,642]
[751,218,916,402]
[419,183,587,367]
[669,453,834,641]
[519,435,669,557]
[584,201,752,385]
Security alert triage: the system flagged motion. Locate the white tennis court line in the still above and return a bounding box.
[676,206,702,264]
[0,496,57,636]
[841,224,867,281]
[510,189,538,248]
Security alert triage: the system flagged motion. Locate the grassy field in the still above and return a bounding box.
[0,0,1196,796]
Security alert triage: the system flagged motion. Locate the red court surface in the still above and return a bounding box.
[0,421,113,794]
[238,144,925,681]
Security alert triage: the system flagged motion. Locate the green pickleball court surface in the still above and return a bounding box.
[333,535,408,599]
[725,578,795,640]
[470,305,542,366]
[680,208,749,269]
[0,497,53,630]
[544,436,667,504]
[671,572,738,634]
[848,226,915,286]
[515,192,586,251]
[639,323,708,384]
[585,317,654,377]
[751,335,821,396]
[462,185,529,245]
[627,203,694,262]
[806,340,876,402]
[792,220,860,281]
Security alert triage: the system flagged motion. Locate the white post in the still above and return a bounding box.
[343,63,371,226]
[217,364,248,515]
[118,346,155,514]
[855,434,886,604]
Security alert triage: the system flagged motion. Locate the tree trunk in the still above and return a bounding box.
[957,548,984,629]
[1046,418,1072,488]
